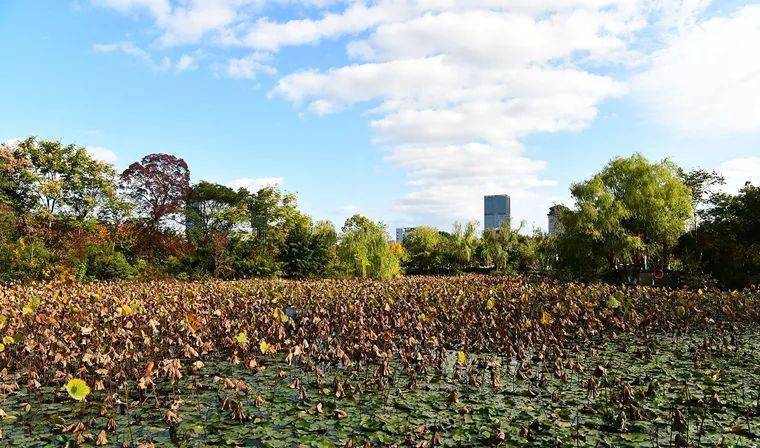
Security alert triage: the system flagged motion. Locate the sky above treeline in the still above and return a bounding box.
[1,0,759,232]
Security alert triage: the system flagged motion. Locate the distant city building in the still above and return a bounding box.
[396,227,417,243]
[548,205,564,236]
[484,195,511,230]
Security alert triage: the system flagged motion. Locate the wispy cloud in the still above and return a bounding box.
[227,177,284,192]
[225,52,276,80]
[92,41,200,73]
[635,5,760,134]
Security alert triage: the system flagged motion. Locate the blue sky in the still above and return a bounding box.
[1,1,759,233]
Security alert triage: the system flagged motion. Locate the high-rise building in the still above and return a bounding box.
[396,227,416,243]
[547,205,564,236]
[484,195,511,230]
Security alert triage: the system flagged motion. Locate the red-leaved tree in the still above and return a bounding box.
[120,154,190,252]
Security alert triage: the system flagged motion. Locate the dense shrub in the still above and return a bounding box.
[0,237,54,281]
[79,244,136,280]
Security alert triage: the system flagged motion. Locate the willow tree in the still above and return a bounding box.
[337,214,400,280]
[447,221,480,271]
[402,226,446,274]
[478,221,523,272]
[558,154,692,276]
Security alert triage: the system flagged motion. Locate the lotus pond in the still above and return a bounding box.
[0,276,758,446]
[1,331,758,447]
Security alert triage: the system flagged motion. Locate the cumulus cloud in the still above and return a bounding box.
[175,53,198,72]
[93,0,246,47]
[719,157,760,193]
[268,2,639,226]
[635,5,760,134]
[226,52,276,80]
[227,176,284,191]
[86,146,119,164]
[92,0,759,228]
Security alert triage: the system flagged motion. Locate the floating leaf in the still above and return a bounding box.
[23,297,41,315]
[65,378,91,401]
[235,332,249,345]
[273,308,289,323]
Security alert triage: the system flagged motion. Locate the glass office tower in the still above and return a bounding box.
[484,195,511,230]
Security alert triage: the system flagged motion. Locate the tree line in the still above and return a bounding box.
[1,137,757,287]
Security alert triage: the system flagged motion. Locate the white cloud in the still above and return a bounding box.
[226,52,276,80]
[239,2,404,51]
[227,176,284,191]
[93,0,250,47]
[92,0,171,18]
[0,138,22,149]
[719,157,760,193]
[93,0,340,47]
[635,5,760,134]
[93,41,203,73]
[92,0,759,227]
[175,53,198,72]
[269,2,637,226]
[86,146,118,164]
[93,41,152,60]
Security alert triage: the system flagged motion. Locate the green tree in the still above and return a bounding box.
[557,176,642,277]
[336,214,400,279]
[63,150,117,220]
[530,228,557,273]
[677,184,760,288]
[446,221,480,272]
[281,217,337,279]
[677,168,725,231]
[0,140,37,220]
[186,182,247,240]
[246,186,300,240]
[478,221,523,272]
[599,154,692,266]
[557,154,692,277]
[184,182,248,277]
[1,137,116,220]
[226,186,303,278]
[402,226,447,274]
